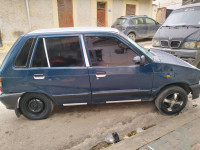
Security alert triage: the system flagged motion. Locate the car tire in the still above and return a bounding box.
[155,86,188,115]
[19,93,54,120]
[128,33,136,41]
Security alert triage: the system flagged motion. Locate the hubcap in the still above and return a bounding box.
[162,93,183,112]
[27,99,44,113]
[128,34,135,41]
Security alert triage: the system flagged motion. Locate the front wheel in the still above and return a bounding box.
[155,86,188,115]
[19,93,54,120]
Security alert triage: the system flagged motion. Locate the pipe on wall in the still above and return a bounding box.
[25,0,32,30]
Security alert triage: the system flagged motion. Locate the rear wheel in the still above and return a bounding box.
[128,33,136,41]
[155,86,188,115]
[19,93,53,120]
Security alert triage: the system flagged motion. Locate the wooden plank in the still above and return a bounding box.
[57,0,74,27]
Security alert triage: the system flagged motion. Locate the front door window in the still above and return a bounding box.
[85,36,138,67]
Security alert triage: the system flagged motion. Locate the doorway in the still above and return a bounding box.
[97,2,106,27]
[57,0,74,27]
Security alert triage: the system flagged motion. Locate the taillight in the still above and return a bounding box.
[0,77,2,94]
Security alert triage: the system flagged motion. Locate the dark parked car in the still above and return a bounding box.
[0,27,200,120]
[152,3,200,68]
[111,15,161,41]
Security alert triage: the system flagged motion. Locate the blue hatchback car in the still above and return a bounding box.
[0,27,200,120]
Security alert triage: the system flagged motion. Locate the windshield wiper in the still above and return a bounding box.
[172,25,200,28]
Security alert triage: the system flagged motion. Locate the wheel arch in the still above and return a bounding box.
[154,82,191,100]
[18,92,58,108]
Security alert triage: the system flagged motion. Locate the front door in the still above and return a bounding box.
[28,36,91,105]
[97,2,106,27]
[57,0,74,27]
[84,35,153,103]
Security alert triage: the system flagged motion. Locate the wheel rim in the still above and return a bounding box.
[27,98,44,113]
[162,93,184,112]
[128,34,135,41]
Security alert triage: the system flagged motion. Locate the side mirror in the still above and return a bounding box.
[133,55,146,65]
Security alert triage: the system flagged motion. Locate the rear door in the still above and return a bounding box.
[27,35,91,105]
[84,34,153,103]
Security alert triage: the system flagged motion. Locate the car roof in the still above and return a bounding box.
[177,3,200,9]
[27,27,119,35]
[118,15,148,19]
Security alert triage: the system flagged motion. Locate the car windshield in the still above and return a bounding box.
[119,32,153,59]
[163,6,200,27]
[113,18,126,25]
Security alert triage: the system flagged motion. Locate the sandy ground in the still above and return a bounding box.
[0,97,199,150]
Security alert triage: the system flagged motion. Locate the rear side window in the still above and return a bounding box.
[15,38,35,67]
[45,36,84,67]
[32,39,48,67]
[131,18,144,24]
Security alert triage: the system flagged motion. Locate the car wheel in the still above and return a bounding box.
[128,33,136,41]
[155,86,188,115]
[19,93,54,120]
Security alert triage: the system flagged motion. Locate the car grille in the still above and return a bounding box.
[170,41,181,48]
[161,41,169,47]
[161,40,181,48]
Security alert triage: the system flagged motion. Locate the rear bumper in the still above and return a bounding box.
[190,84,200,99]
[0,93,23,109]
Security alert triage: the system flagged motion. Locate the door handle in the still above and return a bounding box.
[33,74,45,80]
[96,71,106,80]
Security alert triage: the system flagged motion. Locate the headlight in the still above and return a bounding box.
[152,40,160,47]
[182,41,197,49]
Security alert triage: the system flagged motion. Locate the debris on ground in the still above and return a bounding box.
[123,124,156,139]
[104,132,120,144]
[89,141,112,150]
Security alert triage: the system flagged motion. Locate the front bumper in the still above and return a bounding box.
[152,47,198,63]
[0,93,23,109]
[190,84,200,99]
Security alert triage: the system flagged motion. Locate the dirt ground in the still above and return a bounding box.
[0,96,199,150]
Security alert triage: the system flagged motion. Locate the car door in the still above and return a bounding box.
[27,35,91,105]
[145,18,158,37]
[84,34,153,103]
[128,18,147,38]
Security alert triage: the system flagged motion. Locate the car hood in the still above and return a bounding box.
[150,48,197,69]
[154,26,200,41]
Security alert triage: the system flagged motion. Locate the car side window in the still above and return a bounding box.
[131,18,144,24]
[32,39,48,68]
[45,36,84,67]
[146,18,156,24]
[85,36,138,67]
[15,38,35,67]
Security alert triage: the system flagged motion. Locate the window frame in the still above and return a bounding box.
[14,37,36,68]
[83,33,141,68]
[29,34,87,69]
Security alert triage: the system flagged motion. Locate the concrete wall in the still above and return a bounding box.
[138,0,153,17]
[0,0,153,51]
[76,0,92,26]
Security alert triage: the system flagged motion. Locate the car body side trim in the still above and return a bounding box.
[106,99,141,103]
[63,103,87,106]
[80,34,90,67]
